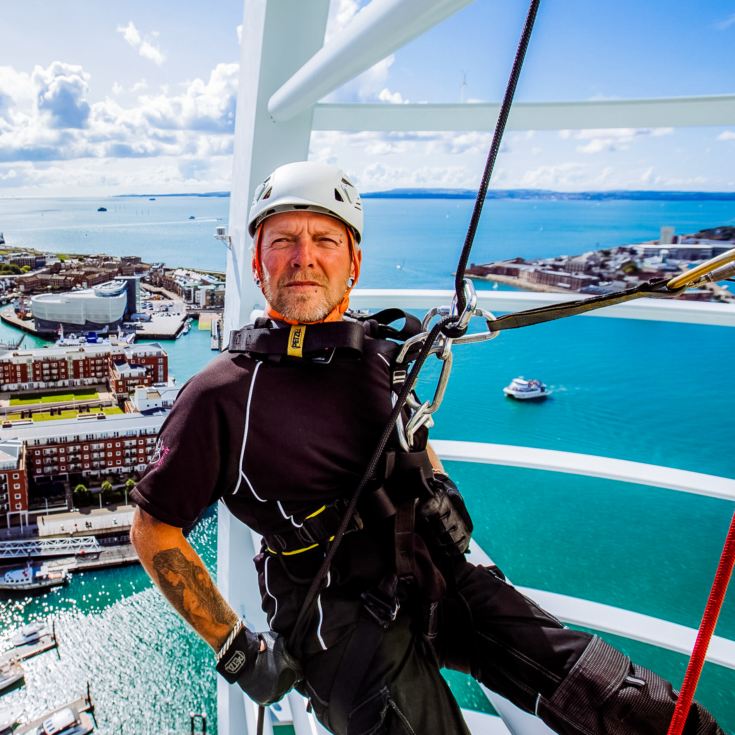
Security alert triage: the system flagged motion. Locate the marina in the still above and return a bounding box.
[13,689,95,735]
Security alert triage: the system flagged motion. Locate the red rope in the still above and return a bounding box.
[667,511,735,735]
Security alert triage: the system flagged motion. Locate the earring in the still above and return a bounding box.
[347,277,354,287]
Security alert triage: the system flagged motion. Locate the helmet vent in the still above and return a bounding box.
[293,204,309,210]
[333,188,344,202]
[261,187,272,200]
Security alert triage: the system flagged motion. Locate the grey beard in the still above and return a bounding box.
[262,276,340,323]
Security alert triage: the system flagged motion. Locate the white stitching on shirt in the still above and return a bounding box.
[264,555,278,628]
[315,570,331,651]
[232,361,264,499]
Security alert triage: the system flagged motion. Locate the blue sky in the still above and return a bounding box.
[0,0,733,196]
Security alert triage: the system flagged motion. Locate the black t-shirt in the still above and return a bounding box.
[131,332,408,649]
[132,339,395,531]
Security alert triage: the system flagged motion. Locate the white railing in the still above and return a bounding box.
[350,289,735,327]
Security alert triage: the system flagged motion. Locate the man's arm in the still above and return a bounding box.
[130,506,237,651]
[131,505,299,705]
[427,442,444,473]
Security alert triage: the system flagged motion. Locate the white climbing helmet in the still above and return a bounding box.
[248,161,364,243]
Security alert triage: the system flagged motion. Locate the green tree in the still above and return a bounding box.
[73,483,92,507]
[124,477,136,505]
[20,265,31,273]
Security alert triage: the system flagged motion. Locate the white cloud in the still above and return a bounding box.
[0,59,239,169]
[378,88,404,104]
[518,163,588,189]
[32,62,91,129]
[141,63,239,132]
[116,21,166,66]
[717,130,735,141]
[715,12,735,30]
[559,127,674,155]
[325,0,364,41]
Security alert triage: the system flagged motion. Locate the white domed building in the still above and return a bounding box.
[31,279,137,334]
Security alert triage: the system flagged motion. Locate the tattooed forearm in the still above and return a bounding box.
[152,547,237,640]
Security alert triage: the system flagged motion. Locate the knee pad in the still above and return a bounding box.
[537,636,724,735]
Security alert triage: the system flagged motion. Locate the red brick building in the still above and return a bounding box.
[0,343,168,393]
[0,438,28,526]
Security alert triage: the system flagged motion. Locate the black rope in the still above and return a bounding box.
[283,0,542,690]
[287,318,450,651]
[452,0,541,323]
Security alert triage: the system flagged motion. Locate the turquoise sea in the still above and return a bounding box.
[0,195,733,732]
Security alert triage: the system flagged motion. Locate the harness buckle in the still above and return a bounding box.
[361,590,400,629]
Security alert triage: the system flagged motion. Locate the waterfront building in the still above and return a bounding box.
[131,384,180,414]
[29,276,142,335]
[146,266,225,308]
[0,412,166,517]
[0,343,168,393]
[0,437,28,527]
[633,243,733,260]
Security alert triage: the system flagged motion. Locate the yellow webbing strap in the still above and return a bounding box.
[287,325,306,358]
[266,504,331,555]
[267,536,335,556]
[667,246,735,289]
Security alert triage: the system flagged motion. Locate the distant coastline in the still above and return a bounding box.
[117,188,735,201]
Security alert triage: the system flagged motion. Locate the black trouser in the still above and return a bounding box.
[297,560,724,735]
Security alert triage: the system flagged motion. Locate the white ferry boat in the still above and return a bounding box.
[1,563,70,594]
[503,377,550,400]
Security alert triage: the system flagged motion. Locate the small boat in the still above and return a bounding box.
[1,563,71,595]
[0,661,23,694]
[0,709,20,735]
[96,207,107,212]
[15,684,95,735]
[9,622,49,647]
[503,377,550,400]
[188,215,196,220]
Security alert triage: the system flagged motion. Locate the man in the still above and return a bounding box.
[131,161,724,735]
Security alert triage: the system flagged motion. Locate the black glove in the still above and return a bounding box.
[419,472,474,557]
[216,623,301,706]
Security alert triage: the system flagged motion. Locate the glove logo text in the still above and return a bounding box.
[224,651,247,675]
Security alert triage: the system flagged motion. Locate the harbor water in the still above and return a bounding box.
[0,195,733,731]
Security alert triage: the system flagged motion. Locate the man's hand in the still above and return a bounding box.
[216,625,301,706]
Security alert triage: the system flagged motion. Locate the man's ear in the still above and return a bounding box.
[351,247,363,281]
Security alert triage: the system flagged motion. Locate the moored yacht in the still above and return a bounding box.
[503,377,550,400]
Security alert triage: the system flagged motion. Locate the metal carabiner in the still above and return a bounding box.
[404,349,454,448]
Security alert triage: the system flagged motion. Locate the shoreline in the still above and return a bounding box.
[467,273,574,294]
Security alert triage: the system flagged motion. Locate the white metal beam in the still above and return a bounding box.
[349,288,735,327]
[221,2,330,734]
[433,440,735,502]
[268,0,474,122]
[313,95,735,131]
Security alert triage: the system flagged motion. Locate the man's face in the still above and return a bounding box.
[256,211,360,323]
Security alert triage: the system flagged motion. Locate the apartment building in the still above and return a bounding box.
[4,412,165,497]
[0,343,168,393]
[0,438,28,527]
